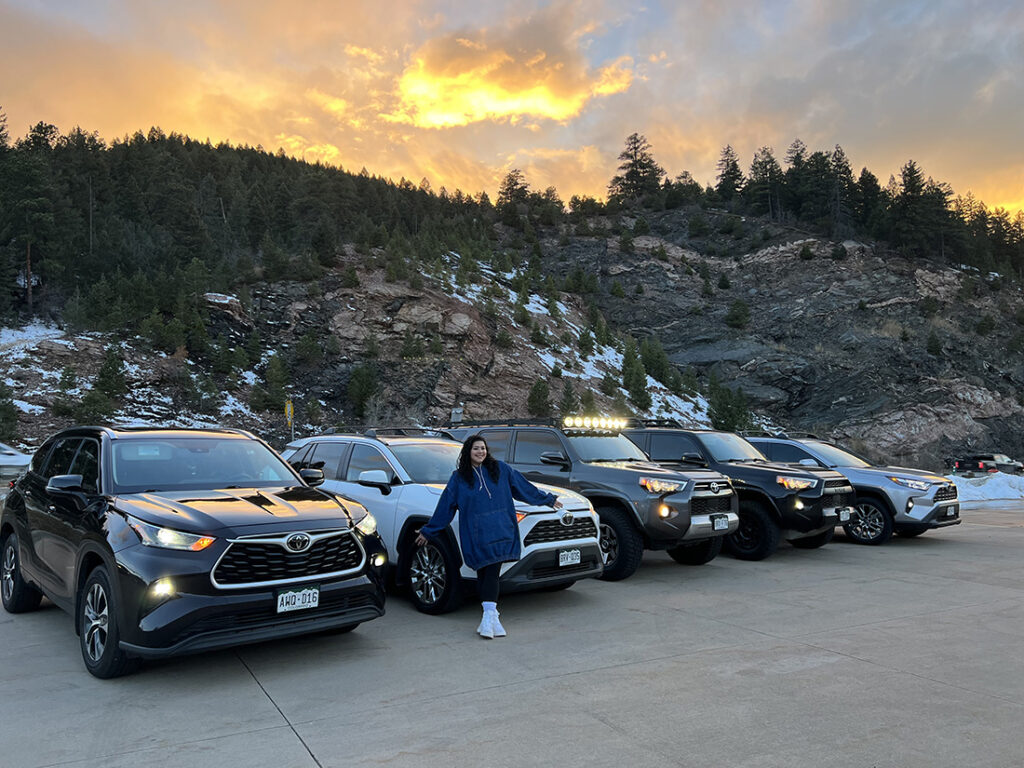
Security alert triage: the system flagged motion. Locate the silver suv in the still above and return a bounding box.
[281,431,602,613]
[746,434,960,545]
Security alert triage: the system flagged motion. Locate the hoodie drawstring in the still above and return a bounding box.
[474,465,493,499]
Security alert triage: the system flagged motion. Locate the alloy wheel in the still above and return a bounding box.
[410,544,447,606]
[850,504,885,540]
[83,582,109,663]
[1,543,15,604]
[599,522,619,566]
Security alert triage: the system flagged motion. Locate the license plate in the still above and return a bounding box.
[559,548,581,566]
[277,586,320,613]
[712,515,729,531]
[839,508,851,522]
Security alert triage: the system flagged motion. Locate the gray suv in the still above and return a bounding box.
[443,419,739,581]
[746,434,961,545]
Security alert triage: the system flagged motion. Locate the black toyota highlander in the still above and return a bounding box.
[1,426,387,678]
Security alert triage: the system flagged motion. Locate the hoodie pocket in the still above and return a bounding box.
[471,507,515,548]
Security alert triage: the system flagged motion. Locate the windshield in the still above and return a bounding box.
[390,442,462,484]
[568,434,648,462]
[111,437,299,493]
[806,441,872,468]
[700,433,767,463]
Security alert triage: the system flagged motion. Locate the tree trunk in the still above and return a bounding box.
[26,240,33,317]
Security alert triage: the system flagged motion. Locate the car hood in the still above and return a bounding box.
[115,485,361,534]
[855,466,950,484]
[588,460,724,481]
[421,483,591,509]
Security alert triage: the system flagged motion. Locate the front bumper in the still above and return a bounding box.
[643,487,738,545]
[113,533,388,659]
[892,484,960,528]
[498,541,604,591]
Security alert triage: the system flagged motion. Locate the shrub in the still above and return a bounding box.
[927,332,942,356]
[610,281,626,298]
[347,365,377,418]
[718,273,731,290]
[798,244,815,260]
[725,300,751,329]
[526,379,551,417]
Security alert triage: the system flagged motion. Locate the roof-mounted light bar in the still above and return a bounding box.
[562,416,628,431]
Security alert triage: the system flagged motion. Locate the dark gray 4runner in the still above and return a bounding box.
[443,419,739,581]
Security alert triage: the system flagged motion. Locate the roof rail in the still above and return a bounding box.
[324,425,443,439]
[441,418,562,429]
[738,429,824,440]
[738,429,776,438]
[621,418,685,428]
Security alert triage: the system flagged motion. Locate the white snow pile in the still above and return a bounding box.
[0,323,64,353]
[948,472,1024,502]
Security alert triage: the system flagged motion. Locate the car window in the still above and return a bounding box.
[480,430,510,460]
[286,443,314,468]
[69,439,101,493]
[569,434,648,462]
[769,442,818,464]
[30,439,56,474]
[345,444,395,482]
[308,442,347,480]
[512,431,564,464]
[390,442,462,484]
[649,432,701,461]
[43,438,83,480]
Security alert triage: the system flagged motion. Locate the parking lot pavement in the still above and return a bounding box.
[2,506,1023,768]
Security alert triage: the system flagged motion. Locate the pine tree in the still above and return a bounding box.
[607,133,665,203]
[558,380,578,415]
[527,379,551,417]
[715,145,745,202]
[95,345,127,399]
[347,364,377,418]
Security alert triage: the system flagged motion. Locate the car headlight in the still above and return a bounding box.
[354,512,377,536]
[639,477,685,494]
[126,515,215,551]
[776,476,815,491]
[888,476,931,492]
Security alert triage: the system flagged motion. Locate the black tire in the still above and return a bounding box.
[843,497,894,545]
[667,536,723,565]
[596,506,644,581]
[1,533,43,613]
[896,528,928,538]
[79,567,138,679]
[727,502,781,561]
[406,538,464,615]
[790,527,835,549]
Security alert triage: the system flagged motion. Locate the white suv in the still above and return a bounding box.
[281,432,603,614]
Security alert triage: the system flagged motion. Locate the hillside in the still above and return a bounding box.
[3,206,1023,468]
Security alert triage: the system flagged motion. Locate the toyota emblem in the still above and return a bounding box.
[285,533,312,552]
[559,511,575,527]
[710,482,721,494]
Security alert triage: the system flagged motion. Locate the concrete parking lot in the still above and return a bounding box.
[2,504,1022,768]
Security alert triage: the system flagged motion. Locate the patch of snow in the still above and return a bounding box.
[14,400,45,414]
[0,324,64,353]
[948,473,1024,502]
[240,371,258,386]
[204,293,237,305]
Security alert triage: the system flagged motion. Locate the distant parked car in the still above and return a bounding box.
[2,426,388,678]
[281,430,603,614]
[0,442,31,482]
[952,454,1023,476]
[746,433,961,545]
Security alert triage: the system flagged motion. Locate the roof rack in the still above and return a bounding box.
[324,425,444,439]
[622,418,686,429]
[441,418,563,429]
[738,430,824,440]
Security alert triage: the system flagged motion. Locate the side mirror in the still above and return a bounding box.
[798,458,819,467]
[680,452,708,466]
[358,469,393,494]
[47,473,85,494]
[300,468,325,487]
[539,451,570,468]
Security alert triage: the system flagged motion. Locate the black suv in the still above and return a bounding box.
[1,427,387,678]
[622,421,854,560]
[443,418,738,581]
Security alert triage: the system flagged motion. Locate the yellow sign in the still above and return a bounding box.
[285,399,294,425]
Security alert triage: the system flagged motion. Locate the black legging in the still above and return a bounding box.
[477,563,501,602]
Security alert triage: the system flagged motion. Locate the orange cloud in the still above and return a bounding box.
[384,16,633,128]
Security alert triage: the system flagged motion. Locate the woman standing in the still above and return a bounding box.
[416,434,562,638]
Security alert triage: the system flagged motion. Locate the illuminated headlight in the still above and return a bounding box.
[776,476,815,491]
[127,515,215,551]
[888,476,931,492]
[639,477,685,494]
[355,512,378,536]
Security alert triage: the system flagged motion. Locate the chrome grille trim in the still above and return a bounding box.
[210,529,366,590]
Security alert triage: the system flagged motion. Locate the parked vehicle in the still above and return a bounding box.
[440,418,738,581]
[745,432,962,545]
[1,426,387,678]
[622,420,854,561]
[281,430,602,614]
[0,441,31,482]
[952,453,1023,476]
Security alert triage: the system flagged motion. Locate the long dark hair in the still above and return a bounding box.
[456,434,500,485]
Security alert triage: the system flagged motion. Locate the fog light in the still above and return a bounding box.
[371,553,387,567]
[151,578,174,598]
[658,505,672,519]
[907,499,915,512]
[794,499,805,510]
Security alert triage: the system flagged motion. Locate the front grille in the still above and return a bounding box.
[693,482,729,493]
[691,495,734,515]
[824,479,850,489]
[528,558,600,580]
[214,533,363,586]
[825,492,854,508]
[170,591,379,646]
[523,518,598,546]
[934,485,958,502]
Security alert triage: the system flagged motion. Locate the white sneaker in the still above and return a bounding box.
[491,612,507,638]
[477,612,495,639]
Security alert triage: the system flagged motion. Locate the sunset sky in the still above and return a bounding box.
[2,0,1022,213]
